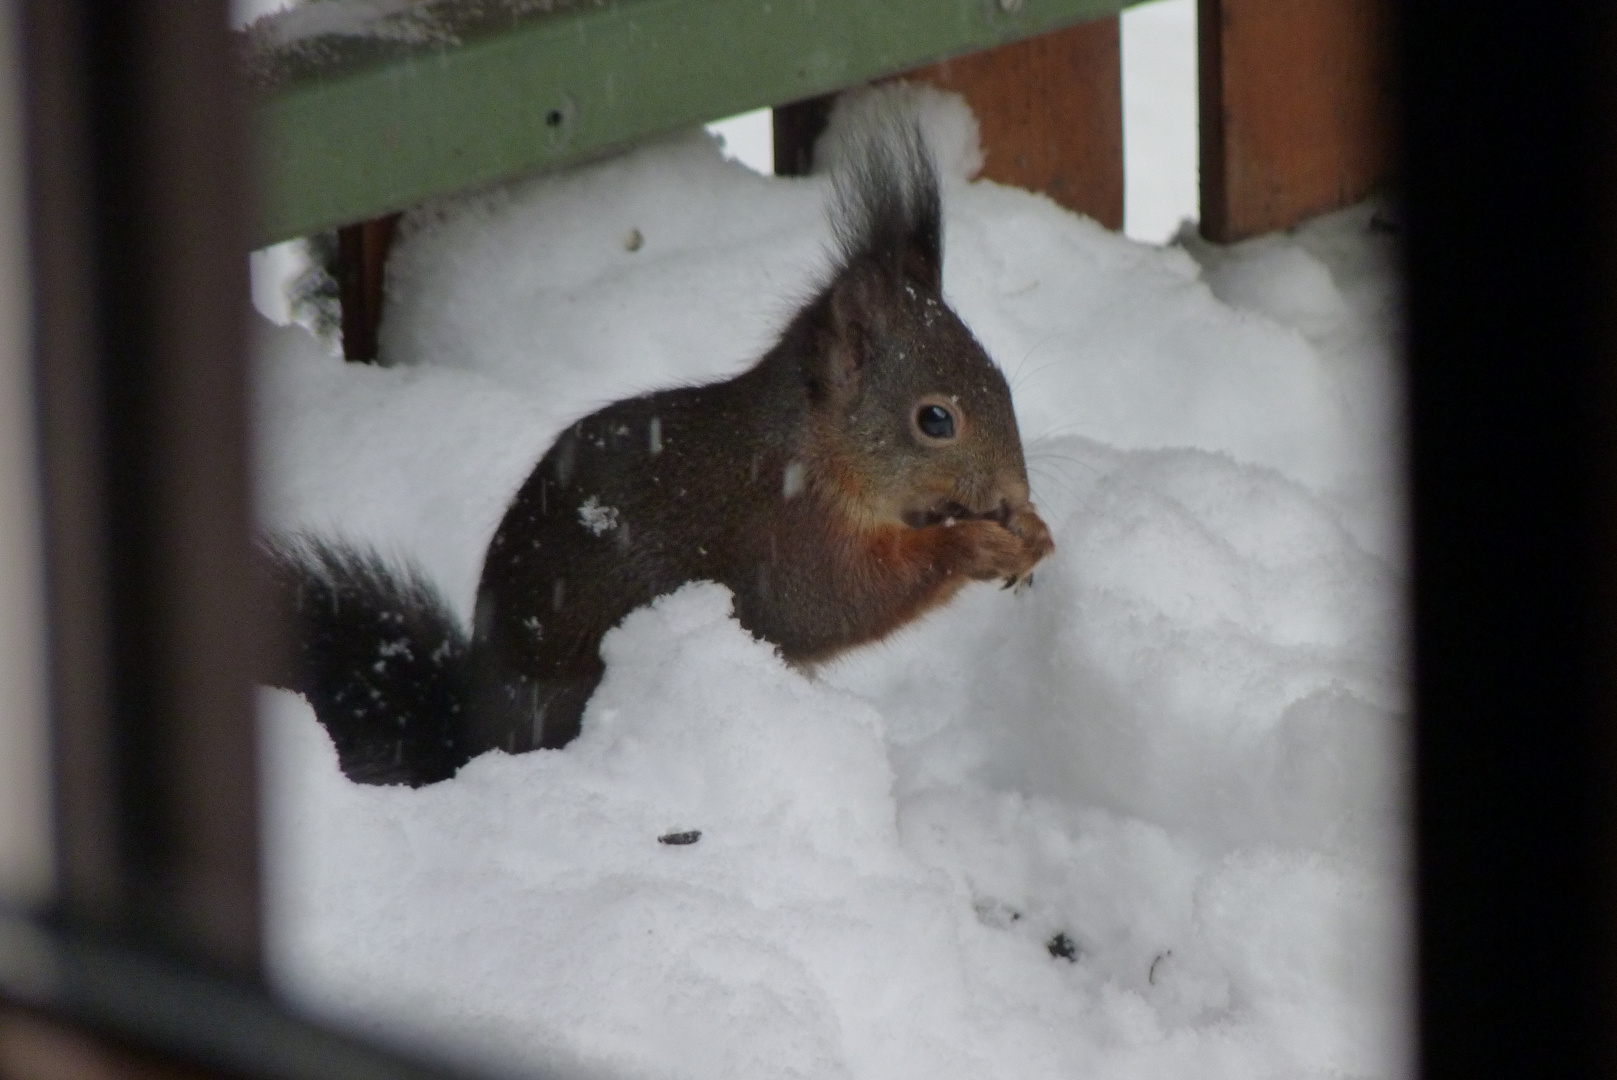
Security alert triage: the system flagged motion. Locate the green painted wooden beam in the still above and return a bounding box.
[247,0,1130,247]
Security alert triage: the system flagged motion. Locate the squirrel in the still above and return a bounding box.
[266,124,1053,787]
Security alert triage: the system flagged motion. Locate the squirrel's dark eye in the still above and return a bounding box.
[916,403,956,440]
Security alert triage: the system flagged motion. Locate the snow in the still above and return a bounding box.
[235,0,450,46]
[231,0,294,31]
[708,109,774,177]
[1122,0,1199,243]
[578,496,620,537]
[254,85,1409,1080]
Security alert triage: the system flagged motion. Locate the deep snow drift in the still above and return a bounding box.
[255,87,1410,1080]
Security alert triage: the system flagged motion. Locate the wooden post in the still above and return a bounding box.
[773,95,836,177]
[775,19,1125,230]
[22,0,262,974]
[1199,0,1394,242]
[337,213,400,362]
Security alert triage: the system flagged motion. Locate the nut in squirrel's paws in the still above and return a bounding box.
[953,506,1053,585]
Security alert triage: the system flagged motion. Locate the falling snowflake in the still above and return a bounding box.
[578,496,619,536]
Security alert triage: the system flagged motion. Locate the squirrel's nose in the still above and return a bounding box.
[994,469,1032,511]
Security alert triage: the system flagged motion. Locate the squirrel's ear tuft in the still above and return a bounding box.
[829,121,942,292]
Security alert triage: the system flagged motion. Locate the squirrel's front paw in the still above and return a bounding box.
[1003,504,1054,585]
[948,520,1027,581]
[950,508,1053,584]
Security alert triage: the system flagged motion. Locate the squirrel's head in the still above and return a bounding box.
[799,125,1032,531]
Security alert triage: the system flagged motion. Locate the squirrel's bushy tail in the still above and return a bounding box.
[263,537,473,786]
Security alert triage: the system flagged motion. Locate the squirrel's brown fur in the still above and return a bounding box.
[268,123,1051,785]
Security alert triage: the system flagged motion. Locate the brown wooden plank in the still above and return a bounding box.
[773,95,836,177]
[1199,0,1394,242]
[905,19,1124,229]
